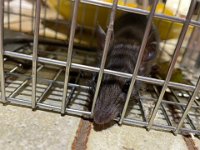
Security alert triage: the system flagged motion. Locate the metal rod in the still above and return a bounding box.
[119,0,159,124]
[170,89,196,130]
[31,0,35,32]
[3,11,35,19]
[147,0,197,130]
[138,95,147,122]
[90,6,99,46]
[181,3,200,64]
[19,0,22,31]
[37,69,63,103]
[31,0,41,109]
[162,98,200,109]
[91,0,119,116]
[5,70,89,91]
[153,86,173,127]
[161,0,182,53]
[124,118,197,135]
[79,3,86,45]
[9,65,44,98]
[65,71,81,106]
[0,0,6,103]
[4,50,197,92]
[7,0,10,29]
[81,0,200,28]
[123,118,200,135]
[6,97,91,116]
[3,96,200,135]
[61,0,80,114]
[174,76,200,134]
[9,65,20,73]
[54,0,61,39]
[43,0,48,37]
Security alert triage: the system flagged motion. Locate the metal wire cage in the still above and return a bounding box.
[1,0,200,136]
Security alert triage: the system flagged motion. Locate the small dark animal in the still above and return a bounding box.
[91,13,159,125]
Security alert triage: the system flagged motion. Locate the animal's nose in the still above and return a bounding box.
[93,111,114,125]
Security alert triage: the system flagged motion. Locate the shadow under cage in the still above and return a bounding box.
[0,0,200,135]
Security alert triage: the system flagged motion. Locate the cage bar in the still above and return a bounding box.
[43,0,47,37]
[175,76,200,134]
[4,50,197,92]
[37,69,63,103]
[91,0,119,116]
[119,0,159,124]
[170,89,197,130]
[147,0,197,130]
[19,0,22,31]
[161,0,182,52]
[31,0,41,109]
[54,0,61,39]
[81,0,200,27]
[0,0,6,103]
[9,65,43,98]
[61,0,80,114]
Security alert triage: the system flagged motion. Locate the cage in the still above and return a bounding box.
[0,0,200,136]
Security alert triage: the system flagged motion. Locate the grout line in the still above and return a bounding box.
[183,135,198,150]
[72,119,92,150]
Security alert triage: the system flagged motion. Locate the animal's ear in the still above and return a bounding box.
[96,25,114,50]
[96,25,106,50]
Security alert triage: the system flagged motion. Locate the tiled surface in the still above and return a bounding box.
[0,104,80,150]
[88,124,188,150]
[0,104,200,150]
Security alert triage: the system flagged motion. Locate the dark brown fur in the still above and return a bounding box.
[91,13,159,125]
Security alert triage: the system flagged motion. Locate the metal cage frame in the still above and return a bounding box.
[0,0,200,135]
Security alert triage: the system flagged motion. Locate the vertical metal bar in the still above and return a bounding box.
[54,0,61,39]
[90,6,99,47]
[37,69,62,103]
[153,86,173,127]
[79,3,86,45]
[43,0,47,37]
[174,78,200,134]
[161,0,182,51]
[7,0,10,29]
[0,0,6,103]
[138,96,147,122]
[32,0,41,109]
[180,27,196,66]
[31,1,35,33]
[91,0,119,116]
[19,0,22,31]
[61,0,79,114]
[147,0,196,130]
[181,4,200,65]
[119,0,159,124]
[65,71,81,106]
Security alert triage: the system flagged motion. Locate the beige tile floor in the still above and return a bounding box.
[0,104,200,150]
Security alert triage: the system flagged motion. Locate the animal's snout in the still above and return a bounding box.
[93,110,115,125]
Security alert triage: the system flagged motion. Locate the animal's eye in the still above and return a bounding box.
[122,79,131,93]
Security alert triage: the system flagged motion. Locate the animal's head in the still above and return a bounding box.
[93,74,132,124]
